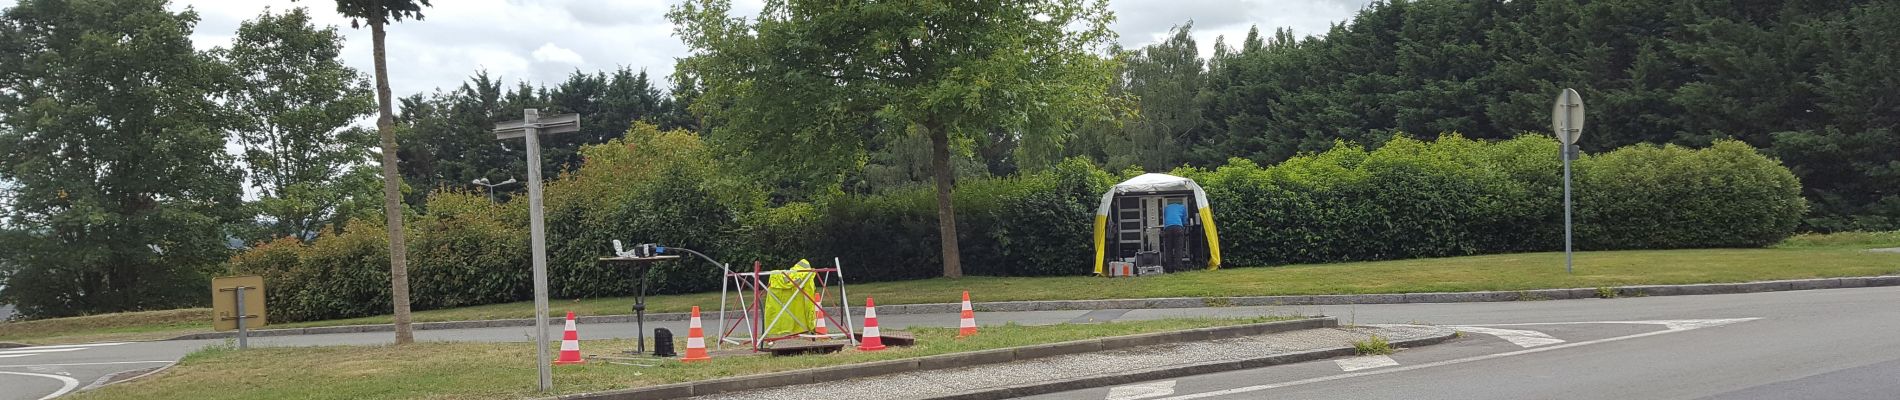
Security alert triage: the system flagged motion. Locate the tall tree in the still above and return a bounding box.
[220,8,377,242]
[0,0,244,317]
[1121,22,1204,169]
[318,0,430,344]
[671,0,1119,277]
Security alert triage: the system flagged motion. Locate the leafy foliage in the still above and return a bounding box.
[0,0,244,317]
[1066,0,1898,231]
[219,8,378,242]
[670,0,1121,277]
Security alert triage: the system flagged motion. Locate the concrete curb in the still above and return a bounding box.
[543,317,1339,400]
[923,326,1460,400]
[78,361,177,392]
[165,275,1900,341]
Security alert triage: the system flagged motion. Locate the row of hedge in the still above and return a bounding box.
[230,125,1806,322]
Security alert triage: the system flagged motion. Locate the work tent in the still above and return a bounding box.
[1092,173,1223,275]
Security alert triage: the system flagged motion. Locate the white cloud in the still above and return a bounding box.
[531,42,585,65]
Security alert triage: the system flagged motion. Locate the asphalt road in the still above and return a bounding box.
[5,285,1898,399]
[1031,285,1900,400]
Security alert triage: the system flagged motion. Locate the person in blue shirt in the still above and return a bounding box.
[1162,202,1188,271]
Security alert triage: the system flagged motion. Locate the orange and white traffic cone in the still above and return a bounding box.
[813,306,831,337]
[681,306,712,362]
[858,297,886,351]
[958,291,978,338]
[554,311,585,365]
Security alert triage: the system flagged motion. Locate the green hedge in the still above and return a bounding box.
[769,157,1113,282]
[229,132,1806,323]
[1577,140,1806,249]
[1187,135,1805,267]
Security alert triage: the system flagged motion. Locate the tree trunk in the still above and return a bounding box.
[369,7,414,345]
[927,123,963,278]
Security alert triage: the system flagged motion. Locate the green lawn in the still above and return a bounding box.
[69,316,1294,400]
[7,234,1898,345]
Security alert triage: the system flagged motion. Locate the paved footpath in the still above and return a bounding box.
[7,285,1900,399]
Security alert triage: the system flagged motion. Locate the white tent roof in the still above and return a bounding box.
[1110,173,1200,194]
[1097,173,1212,212]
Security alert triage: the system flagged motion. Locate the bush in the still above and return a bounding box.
[800,157,1112,281]
[1577,140,1806,249]
[541,123,753,299]
[405,192,530,310]
[1187,134,1804,266]
[286,222,392,322]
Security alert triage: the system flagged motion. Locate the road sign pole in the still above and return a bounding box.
[1563,148,1573,274]
[522,109,553,391]
[235,286,249,350]
[490,109,579,392]
[1553,88,1584,275]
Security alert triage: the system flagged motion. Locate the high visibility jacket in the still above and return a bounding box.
[764,259,818,337]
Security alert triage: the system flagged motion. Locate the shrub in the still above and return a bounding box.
[225,236,307,319]
[287,222,392,322]
[1189,134,1803,266]
[802,157,1112,281]
[405,192,531,310]
[1577,140,1806,249]
[541,123,754,298]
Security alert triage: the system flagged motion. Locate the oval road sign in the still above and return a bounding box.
[1552,88,1584,145]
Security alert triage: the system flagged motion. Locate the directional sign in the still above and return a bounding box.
[494,113,580,139]
[1551,88,1585,145]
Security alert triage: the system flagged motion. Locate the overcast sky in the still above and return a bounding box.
[1,0,1372,99]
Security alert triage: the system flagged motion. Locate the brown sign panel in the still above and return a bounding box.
[211,275,267,331]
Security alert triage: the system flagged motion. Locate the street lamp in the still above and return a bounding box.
[471,177,518,203]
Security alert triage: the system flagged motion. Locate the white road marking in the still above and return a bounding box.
[1154,318,1760,400]
[0,360,174,368]
[1454,318,1760,328]
[0,348,85,355]
[1105,380,1177,400]
[1334,355,1399,371]
[0,370,82,400]
[1449,326,1566,348]
[7,342,128,351]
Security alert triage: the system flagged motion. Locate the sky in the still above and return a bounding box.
[0,0,1373,100]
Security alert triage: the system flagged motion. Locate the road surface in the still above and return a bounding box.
[5,285,1898,399]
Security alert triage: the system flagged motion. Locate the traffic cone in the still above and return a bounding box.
[554,311,585,365]
[681,306,711,362]
[813,296,831,337]
[958,291,978,338]
[858,297,886,351]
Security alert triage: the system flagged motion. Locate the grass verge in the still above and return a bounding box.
[10,239,1900,345]
[69,316,1294,400]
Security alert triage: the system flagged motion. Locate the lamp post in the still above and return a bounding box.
[471,177,518,203]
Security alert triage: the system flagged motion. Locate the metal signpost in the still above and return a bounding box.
[493,109,580,392]
[212,275,267,349]
[1552,88,1585,274]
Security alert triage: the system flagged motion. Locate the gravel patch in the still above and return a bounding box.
[693,324,1446,400]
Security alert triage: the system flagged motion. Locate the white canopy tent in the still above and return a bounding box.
[1092,173,1223,275]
